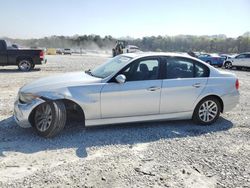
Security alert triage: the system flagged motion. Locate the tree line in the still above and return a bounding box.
[5,32,250,53]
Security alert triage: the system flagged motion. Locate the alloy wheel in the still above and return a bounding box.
[198,100,218,123]
[225,62,232,69]
[35,103,53,132]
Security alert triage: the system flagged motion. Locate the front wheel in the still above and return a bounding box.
[193,97,221,125]
[33,101,66,138]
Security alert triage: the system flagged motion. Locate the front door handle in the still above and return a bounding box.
[147,86,161,91]
[192,83,201,88]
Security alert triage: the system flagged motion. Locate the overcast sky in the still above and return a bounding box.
[0,0,249,39]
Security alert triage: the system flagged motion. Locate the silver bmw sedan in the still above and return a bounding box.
[14,53,239,138]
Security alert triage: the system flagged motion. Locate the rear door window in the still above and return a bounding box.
[165,57,209,79]
[194,62,209,77]
[245,54,250,58]
[236,54,247,59]
[166,57,194,79]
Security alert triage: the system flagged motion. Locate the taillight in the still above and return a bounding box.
[40,50,44,59]
[235,79,239,90]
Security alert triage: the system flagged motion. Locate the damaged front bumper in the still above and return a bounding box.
[13,98,45,128]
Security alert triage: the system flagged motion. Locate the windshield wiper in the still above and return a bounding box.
[85,69,93,76]
[85,69,103,78]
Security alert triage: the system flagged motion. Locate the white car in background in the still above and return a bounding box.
[124,45,140,53]
[224,52,250,69]
[63,48,72,55]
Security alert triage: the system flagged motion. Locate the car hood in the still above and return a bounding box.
[20,71,102,93]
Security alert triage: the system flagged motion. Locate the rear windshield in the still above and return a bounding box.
[5,40,18,49]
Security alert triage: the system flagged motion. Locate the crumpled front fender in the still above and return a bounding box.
[37,91,66,101]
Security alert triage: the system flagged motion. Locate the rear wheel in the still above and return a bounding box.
[193,97,221,125]
[224,61,232,69]
[33,101,66,138]
[18,59,32,71]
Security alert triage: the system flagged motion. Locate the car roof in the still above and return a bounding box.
[102,52,223,83]
[122,52,193,59]
[121,52,218,71]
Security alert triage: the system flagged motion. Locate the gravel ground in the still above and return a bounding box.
[0,54,249,188]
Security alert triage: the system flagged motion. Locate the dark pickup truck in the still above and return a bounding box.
[0,40,46,71]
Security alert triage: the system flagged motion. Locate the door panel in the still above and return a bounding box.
[233,55,245,67]
[101,80,162,118]
[160,56,209,114]
[234,59,244,67]
[243,55,250,67]
[101,56,162,118]
[160,78,207,114]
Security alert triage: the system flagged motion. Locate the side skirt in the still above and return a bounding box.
[85,111,193,127]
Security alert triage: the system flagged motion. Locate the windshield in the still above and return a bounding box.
[91,55,132,78]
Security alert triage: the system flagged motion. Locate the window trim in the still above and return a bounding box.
[163,56,210,79]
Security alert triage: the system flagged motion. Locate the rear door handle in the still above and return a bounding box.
[192,83,201,88]
[147,86,161,91]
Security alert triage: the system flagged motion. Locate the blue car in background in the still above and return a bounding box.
[198,53,225,67]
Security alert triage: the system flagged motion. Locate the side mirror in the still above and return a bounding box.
[115,74,126,84]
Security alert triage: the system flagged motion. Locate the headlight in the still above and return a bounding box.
[19,92,39,104]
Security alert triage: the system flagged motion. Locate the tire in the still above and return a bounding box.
[18,59,32,71]
[224,61,232,69]
[192,97,221,125]
[33,101,66,138]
